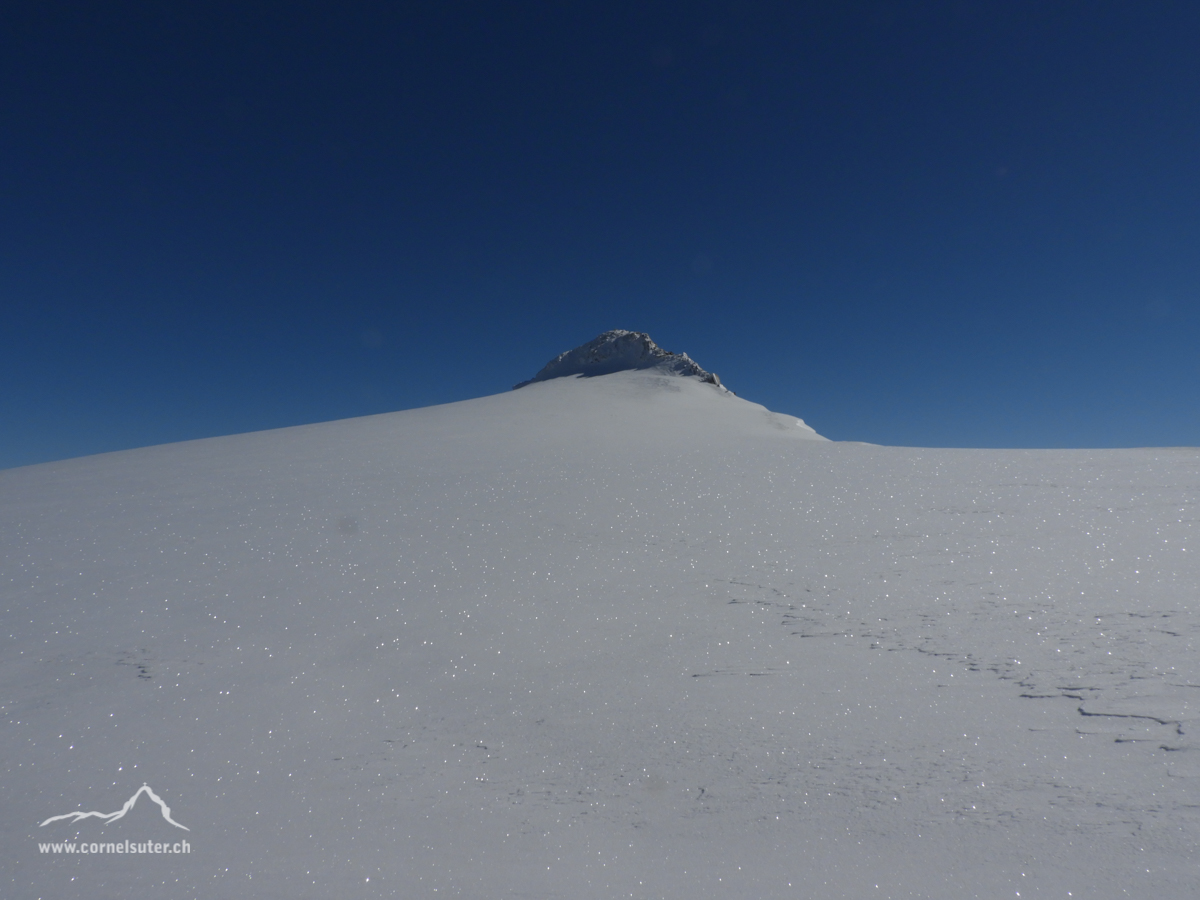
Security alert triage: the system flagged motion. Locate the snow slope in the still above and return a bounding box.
[2,367,1199,899]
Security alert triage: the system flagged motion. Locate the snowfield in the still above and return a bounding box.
[2,367,1199,898]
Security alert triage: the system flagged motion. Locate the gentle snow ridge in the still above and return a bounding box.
[514,329,725,389]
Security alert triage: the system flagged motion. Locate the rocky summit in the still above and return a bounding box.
[514,329,724,389]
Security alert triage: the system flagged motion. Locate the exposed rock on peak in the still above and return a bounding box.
[514,330,726,390]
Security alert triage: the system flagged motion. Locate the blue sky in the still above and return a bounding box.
[3,1,1198,468]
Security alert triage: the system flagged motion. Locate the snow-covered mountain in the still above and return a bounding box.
[2,336,1198,899]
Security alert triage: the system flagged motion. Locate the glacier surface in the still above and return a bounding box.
[2,369,1199,898]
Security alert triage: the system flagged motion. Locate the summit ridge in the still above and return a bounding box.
[514,330,725,390]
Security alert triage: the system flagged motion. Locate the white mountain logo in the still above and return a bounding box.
[40,784,189,831]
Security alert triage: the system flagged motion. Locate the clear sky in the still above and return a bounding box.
[3,0,1198,469]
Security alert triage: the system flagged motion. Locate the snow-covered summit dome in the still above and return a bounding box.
[514,330,725,390]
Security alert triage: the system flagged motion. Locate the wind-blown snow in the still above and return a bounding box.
[2,369,1198,898]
